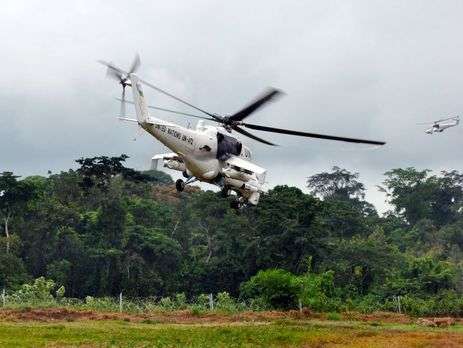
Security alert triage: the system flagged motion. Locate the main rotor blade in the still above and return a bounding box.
[417,116,459,125]
[229,88,284,122]
[116,98,218,122]
[147,106,218,121]
[435,116,458,123]
[242,123,386,145]
[233,126,276,146]
[128,54,141,74]
[99,60,124,81]
[137,78,220,120]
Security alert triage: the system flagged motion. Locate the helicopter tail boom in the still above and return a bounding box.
[129,74,150,125]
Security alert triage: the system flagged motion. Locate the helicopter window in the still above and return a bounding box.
[231,165,253,175]
[216,132,242,161]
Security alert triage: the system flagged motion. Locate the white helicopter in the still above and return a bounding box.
[418,116,460,134]
[99,56,386,208]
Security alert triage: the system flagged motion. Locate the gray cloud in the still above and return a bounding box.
[1,0,462,212]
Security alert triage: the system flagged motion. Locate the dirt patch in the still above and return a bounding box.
[0,308,318,324]
[0,308,121,322]
[343,311,413,324]
[0,307,459,328]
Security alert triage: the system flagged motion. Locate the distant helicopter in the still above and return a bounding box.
[418,116,460,134]
[98,56,386,208]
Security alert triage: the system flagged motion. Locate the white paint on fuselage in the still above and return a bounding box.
[129,73,254,186]
[140,119,221,181]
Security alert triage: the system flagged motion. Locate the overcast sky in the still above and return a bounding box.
[1,1,463,213]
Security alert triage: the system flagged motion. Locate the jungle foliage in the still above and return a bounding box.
[1,157,463,315]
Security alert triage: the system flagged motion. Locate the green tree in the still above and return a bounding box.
[308,168,378,238]
[307,166,365,201]
[246,186,324,274]
[0,172,34,253]
[380,168,463,226]
[383,255,456,296]
[322,230,400,295]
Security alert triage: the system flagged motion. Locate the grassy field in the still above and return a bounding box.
[0,309,462,347]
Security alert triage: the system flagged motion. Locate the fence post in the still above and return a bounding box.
[298,299,302,314]
[119,292,123,313]
[2,288,5,307]
[397,295,401,314]
[209,293,214,311]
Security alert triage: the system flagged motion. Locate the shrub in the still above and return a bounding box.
[299,270,342,312]
[8,277,63,306]
[158,296,174,310]
[174,293,187,309]
[84,296,118,311]
[240,269,300,310]
[326,312,341,321]
[215,291,240,312]
[195,294,211,310]
[346,294,383,314]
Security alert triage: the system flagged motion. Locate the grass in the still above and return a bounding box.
[0,319,462,347]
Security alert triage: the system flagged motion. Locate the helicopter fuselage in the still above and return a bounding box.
[141,119,250,180]
[126,73,265,206]
[425,119,459,134]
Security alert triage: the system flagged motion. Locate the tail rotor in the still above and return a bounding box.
[99,54,141,117]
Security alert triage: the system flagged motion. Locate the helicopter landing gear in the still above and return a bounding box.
[176,176,198,192]
[175,179,185,192]
[230,197,246,210]
[220,186,230,198]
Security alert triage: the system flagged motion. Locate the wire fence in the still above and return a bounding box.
[0,288,256,314]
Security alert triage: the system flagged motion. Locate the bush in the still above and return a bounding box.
[397,291,463,317]
[326,312,341,321]
[84,296,118,311]
[346,294,383,314]
[8,277,63,306]
[158,296,174,310]
[299,271,342,312]
[215,292,241,312]
[174,293,187,309]
[241,268,344,311]
[240,269,300,310]
[195,294,211,310]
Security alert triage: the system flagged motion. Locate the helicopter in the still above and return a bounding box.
[99,56,386,208]
[418,116,460,134]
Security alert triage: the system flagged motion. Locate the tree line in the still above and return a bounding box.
[1,156,463,314]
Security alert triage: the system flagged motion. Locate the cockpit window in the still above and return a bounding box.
[216,132,242,161]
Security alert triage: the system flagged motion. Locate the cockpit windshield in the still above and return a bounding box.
[216,132,242,161]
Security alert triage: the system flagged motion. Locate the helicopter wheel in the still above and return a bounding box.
[230,196,247,210]
[230,199,241,210]
[175,179,185,192]
[220,186,230,198]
